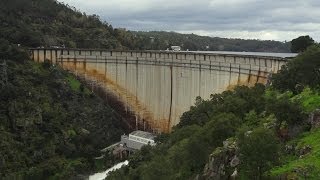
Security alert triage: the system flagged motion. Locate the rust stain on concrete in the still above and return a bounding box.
[227,73,268,91]
[63,62,170,133]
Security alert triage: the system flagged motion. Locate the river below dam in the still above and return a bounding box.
[88,160,129,180]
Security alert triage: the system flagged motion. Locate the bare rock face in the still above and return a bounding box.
[285,144,296,154]
[297,145,312,158]
[230,156,240,167]
[201,138,239,180]
[309,109,320,129]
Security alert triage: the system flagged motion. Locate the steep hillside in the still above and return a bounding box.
[0,52,125,179]
[0,0,137,49]
[271,128,320,178]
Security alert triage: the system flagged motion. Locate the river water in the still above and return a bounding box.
[88,160,129,180]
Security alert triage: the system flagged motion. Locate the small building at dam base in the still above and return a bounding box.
[121,130,156,150]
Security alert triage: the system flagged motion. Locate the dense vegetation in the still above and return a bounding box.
[291,35,315,53]
[272,45,320,93]
[108,45,320,179]
[0,0,138,49]
[0,48,125,179]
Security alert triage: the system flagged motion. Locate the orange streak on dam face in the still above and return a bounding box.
[62,61,170,133]
[227,73,268,91]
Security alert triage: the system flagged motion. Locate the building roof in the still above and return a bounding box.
[130,130,156,140]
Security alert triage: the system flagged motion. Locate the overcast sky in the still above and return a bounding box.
[59,0,320,41]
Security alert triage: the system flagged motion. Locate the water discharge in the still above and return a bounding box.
[89,160,129,180]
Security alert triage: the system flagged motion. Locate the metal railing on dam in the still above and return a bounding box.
[30,48,296,133]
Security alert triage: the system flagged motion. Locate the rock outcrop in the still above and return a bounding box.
[309,109,320,129]
[200,138,239,180]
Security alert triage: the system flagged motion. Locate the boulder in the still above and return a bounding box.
[297,145,312,157]
[309,109,320,129]
[201,138,239,180]
[284,144,296,155]
[230,156,240,167]
[230,168,238,179]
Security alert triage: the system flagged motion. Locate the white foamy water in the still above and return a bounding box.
[89,160,129,180]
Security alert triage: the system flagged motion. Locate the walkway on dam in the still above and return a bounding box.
[183,51,297,58]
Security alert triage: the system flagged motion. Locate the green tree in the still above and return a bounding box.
[265,91,307,131]
[291,35,315,53]
[272,45,320,92]
[238,128,280,179]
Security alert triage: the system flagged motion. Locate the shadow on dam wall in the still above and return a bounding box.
[226,70,268,90]
[79,77,147,133]
[62,61,169,133]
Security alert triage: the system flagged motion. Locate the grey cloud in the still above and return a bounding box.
[60,0,320,41]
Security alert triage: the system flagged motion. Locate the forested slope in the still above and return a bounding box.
[0,48,125,179]
[0,0,137,49]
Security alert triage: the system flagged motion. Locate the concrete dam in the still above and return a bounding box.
[30,48,296,133]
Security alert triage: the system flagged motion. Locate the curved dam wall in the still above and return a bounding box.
[31,48,289,133]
